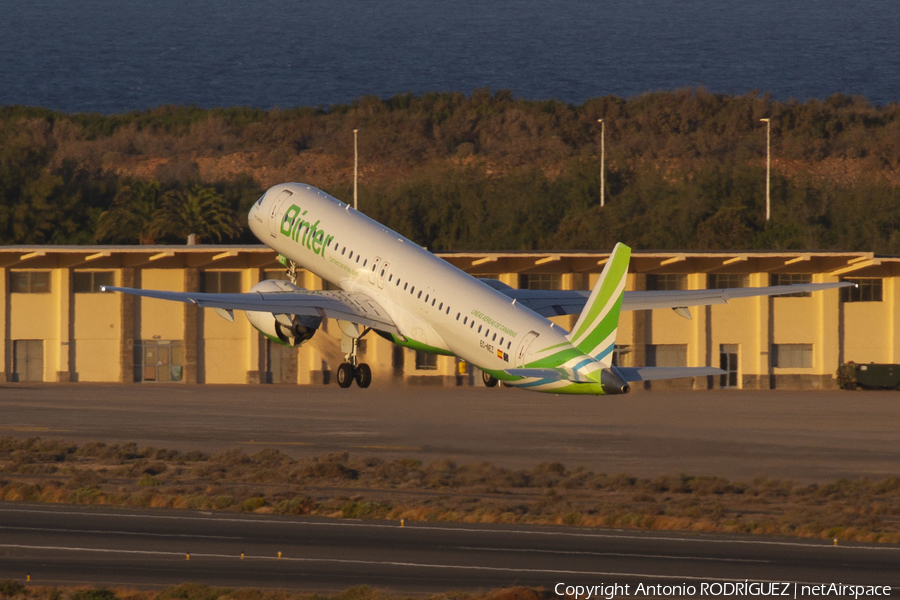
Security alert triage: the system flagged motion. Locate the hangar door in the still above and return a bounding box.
[13,340,43,382]
[134,340,184,382]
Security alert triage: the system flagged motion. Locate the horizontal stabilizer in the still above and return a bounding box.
[616,366,724,382]
[505,368,594,383]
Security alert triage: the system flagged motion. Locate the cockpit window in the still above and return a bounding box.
[256,194,266,206]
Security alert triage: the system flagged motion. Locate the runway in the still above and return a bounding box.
[1,503,898,592]
[1,384,898,483]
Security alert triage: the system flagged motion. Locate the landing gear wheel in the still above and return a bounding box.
[482,371,498,388]
[355,363,372,388]
[337,363,355,388]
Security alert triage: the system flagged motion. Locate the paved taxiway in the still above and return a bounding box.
[1,503,898,592]
[2,384,898,482]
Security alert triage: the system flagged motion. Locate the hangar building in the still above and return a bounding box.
[0,245,896,390]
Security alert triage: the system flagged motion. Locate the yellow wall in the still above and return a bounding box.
[844,301,890,363]
[9,272,56,382]
[74,291,121,382]
[139,270,184,342]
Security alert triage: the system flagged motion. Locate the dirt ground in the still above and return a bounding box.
[1,383,897,483]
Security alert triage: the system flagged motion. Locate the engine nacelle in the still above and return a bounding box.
[245,279,322,347]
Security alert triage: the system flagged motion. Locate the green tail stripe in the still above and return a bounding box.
[525,347,584,369]
[570,244,631,344]
[575,296,625,353]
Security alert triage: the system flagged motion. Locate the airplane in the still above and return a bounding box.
[103,182,852,394]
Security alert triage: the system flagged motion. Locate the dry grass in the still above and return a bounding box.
[2,437,899,543]
[0,582,551,600]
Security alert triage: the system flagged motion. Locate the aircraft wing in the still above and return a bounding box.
[481,280,853,318]
[102,286,400,334]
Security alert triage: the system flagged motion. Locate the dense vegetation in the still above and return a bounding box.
[2,89,900,251]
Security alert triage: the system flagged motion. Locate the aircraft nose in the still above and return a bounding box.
[247,193,266,239]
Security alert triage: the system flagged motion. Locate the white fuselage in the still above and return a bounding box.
[248,183,566,373]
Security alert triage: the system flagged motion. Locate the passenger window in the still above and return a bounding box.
[439,302,443,310]
[492,333,497,341]
[463,316,467,324]
[363,259,367,267]
[349,251,353,259]
[341,247,346,255]
[425,294,429,302]
[418,291,422,299]
[456,313,460,320]
[478,325,482,333]
[500,337,504,345]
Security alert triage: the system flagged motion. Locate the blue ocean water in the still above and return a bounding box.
[1,0,898,113]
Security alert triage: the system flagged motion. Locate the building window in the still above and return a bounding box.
[841,278,883,302]
[202,271,242,293]
[612,345,632,367]
[770,273,812,298]
[707,274,749,289]
[10,271,51,294]
[772,344,813,368]
[646,344,687,367]
[415,350,438,371]
[646,274,686,291]
[73,271,115,293]
[519,273,562,290]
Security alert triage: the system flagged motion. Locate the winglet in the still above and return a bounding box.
[566,243,631,366]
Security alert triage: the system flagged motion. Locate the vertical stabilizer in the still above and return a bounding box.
[566,242,631,366]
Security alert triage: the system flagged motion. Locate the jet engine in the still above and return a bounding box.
[245,279,322,347]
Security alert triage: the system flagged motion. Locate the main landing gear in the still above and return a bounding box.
[337,362,371,388]
[337,323,372,389]
[482,371,499,387]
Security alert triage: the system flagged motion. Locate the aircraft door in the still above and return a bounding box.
[377,262,390,289]
[515,331,540,368]
[368,257,382,285]
[267,189,294,238]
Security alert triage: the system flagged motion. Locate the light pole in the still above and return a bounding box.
[353,129,359,211]
[598,119,605,208]
[760,118,771,221]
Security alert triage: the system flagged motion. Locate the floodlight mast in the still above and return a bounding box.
[760,118,771,221]
[598,119,606,207]
[353,128,359,211]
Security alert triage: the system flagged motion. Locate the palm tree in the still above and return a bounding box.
[95,180,162,244]
[150,185,243,243]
